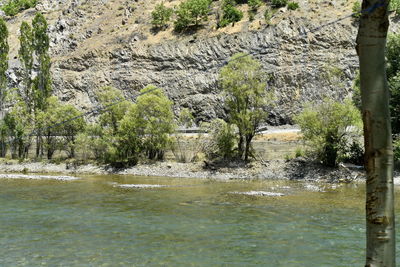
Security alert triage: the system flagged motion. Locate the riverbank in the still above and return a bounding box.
[0,158,366,182]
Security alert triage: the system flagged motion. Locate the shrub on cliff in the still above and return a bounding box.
[151,2,173,29]
[218,0,243,28]
[174,0,212,31]
[1,0,36,16]
[271,0,287,8]
[295,98,362,167]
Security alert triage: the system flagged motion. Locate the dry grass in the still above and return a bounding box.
[254,131,302,142]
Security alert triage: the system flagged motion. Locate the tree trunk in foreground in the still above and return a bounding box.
[356,1,395,266]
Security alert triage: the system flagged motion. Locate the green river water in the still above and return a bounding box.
[1,174,399,266]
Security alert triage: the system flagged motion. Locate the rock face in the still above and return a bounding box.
[2,0,388,124]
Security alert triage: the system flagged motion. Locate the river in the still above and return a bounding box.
[0,174,399,266]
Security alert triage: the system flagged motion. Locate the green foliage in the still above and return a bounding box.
[202,119,236,160]
[1,0,36,16]
[0,18,9,109]
[271,0,287,8]
[151,2,173,29]
[18,21,34,112]
[220,53,271,161]
[352,1,361,18]
[32,13,51,111]
[178,108,195,128]
[295,147,304,158]
[248,0,262,9]
[343,141,364,165]
[394,137,400,162]
[4,89,33,159]
[58,104,86,158]
[174,0,211,31]
[96,86,131,134]
[295,98,362,167]
[36,97,85,159]
[120,85,175,160]
[0,119,8,157]
[264,7,273,23]
[390,0,400,14]
[287,2,299,10]
[219,0,243,28]
[354,34,400,135]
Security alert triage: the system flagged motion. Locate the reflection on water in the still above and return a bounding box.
[0,174,399,266]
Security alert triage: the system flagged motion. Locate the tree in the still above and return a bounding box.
[120,85,175,160]
[0,18,9,111]
[31,13,51,158]
[151,2,173,29]
[174,0,211,31]
[18,21,34,113]
[5,88,34,159]
[220,53,270,161]
[32,13,51,112]
[96,86,131,135]
[356,0,395,266]
[57,104,86,158]
[295,99,362,167]
[218,0,243,28]
[36,97,85,160]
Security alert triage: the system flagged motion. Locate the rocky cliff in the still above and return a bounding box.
[2,0,398,124]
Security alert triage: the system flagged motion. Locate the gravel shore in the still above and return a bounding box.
[0,158,366,182]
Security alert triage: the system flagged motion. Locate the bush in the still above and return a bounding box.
[151,3,173,29]
[390,0,400,14]
[295,98,362,167]
[1,0,36,16]
[174,0,212,32]
[352,1,361,18]
[264,7,273,23]
[119,85,175,160]
[287,2,299,10]
[201,119,236,160]
[248,0,262,10]
[219,1,243,28]
[271,0,287,8]
[394,137,400,162]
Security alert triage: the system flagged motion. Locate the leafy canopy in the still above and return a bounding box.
[220,53,271,161]
[295,98,362,167]
[174,0,212,31]
[151,2,173,29]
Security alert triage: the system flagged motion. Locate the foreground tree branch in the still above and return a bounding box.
[356,0,396,266]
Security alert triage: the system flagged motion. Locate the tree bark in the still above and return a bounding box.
[356,0,396,266]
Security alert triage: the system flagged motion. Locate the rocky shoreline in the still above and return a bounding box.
[0,158,366,183]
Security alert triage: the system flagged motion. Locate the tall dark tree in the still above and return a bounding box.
[356,0,395,266]
[0,18,9,112]
[0,18,9,157]
[18,21,34,113]
[32,13,51,112]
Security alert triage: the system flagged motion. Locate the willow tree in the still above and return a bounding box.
[356,0,395,266]
[0,18,9,111]
[220,53,270,162]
